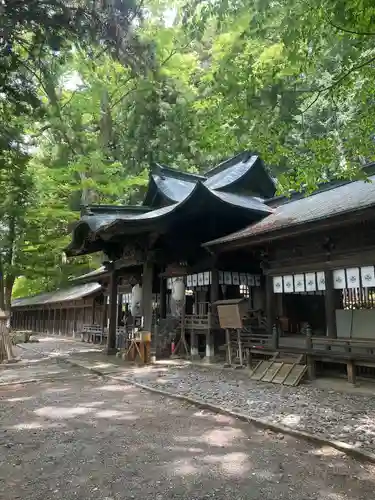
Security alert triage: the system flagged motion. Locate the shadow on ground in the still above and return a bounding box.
[1,364,375,500]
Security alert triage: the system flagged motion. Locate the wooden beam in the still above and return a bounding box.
[107,269,118,354]
[265,275,277,349]
[142,260,154,359]
[324,270,337,339]
[267,246,375,276]
[347,360,356,385]
[159,274,167,319]
[91,298,96,324]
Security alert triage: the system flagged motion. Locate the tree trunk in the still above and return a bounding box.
[4,274,14,312]
[0,311,15,363]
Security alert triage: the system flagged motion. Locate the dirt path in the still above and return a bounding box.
[1,359,375,499]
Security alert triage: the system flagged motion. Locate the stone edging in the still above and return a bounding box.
[63,358,375,465]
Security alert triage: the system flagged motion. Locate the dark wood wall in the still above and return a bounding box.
[264,218,375,275]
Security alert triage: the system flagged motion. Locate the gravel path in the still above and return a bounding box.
[121,365,375,453]
[10,337,375,455]
[1,360,375,499]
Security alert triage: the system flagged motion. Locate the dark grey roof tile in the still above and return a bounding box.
[204,155,258,190]
[207,175,375,246]
[12,283,101,308]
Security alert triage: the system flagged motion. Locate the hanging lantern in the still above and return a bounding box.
[131,284,142,317]
[170,277,185,317]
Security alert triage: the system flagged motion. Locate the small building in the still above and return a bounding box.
[11,282,103,336]
[206,164,375,381]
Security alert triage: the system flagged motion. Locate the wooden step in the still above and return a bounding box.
[283,364,307,387]
[277,353,304,364]
[250,361,273,380]
[261,362,283,382]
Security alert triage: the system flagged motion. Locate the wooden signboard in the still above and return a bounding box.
[214,299,248,329]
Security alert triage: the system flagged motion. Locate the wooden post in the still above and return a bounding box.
[107,269,118,354]
[91,298,96,324]
[225,328,232,366]
[47,307,51,335]
[72,306,77,338]
[190,331,199,360]
[266,275,277,349]
[325,270,337,338]
[65,308,69,336]
[53,308,57,335]
[205,267,219,362]
[305,324,316,380]
[237,328,244,367]
[142,260,154,361]
[59,305,62,335]
[159,275,167,319]
[347,360,356,385]
[102,296,108,336]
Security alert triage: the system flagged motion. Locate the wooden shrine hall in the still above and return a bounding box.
[62,151,275,360]
[12,153,375,382]
[206,164,375,383]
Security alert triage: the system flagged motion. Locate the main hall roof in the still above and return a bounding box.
[66,152,276,256]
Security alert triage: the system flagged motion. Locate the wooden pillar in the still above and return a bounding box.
[117,293,123,326]
[266,275,277,349]
[91,298,96,324]
[47,308,51,334]
[210,268,219,306]
[325,270,337,338]
[107,269,118,354]
[347,360,356,385]
[65,308,69,336]
[205,267,219,361]
[159,275,167,319]
[59,306,62,335]
[102,296,108,333]
[143,260,154,359]
[53,308,56,335]
[72,306,77,337]
[305,324,316,379]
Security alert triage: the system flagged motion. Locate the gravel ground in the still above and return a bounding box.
[1,360,375,500]
[121,365,375,454]
[9,337,375,455]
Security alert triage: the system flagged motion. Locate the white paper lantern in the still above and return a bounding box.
[131,284,142,316]
[170,277,185,317]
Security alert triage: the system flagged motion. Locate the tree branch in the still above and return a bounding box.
[160,41,192,67]
[326,16,375,36]
[296,54,375,113]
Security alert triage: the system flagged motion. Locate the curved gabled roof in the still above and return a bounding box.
[204,154,258,190]
[151,173,196,203]
[71,205,151,236]
[66,181,273,255]
[143,152,276,206]
[66,152,276,256]
[98,181,271,238]
[143,164,205,205]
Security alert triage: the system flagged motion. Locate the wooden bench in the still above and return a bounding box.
[81,324,104,344]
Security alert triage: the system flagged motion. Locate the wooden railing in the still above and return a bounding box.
[82,324,103,343]
[237,326,272,349]
[185,314,209,331]
[308,336,375,360]
[184,312,220,331]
